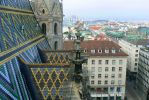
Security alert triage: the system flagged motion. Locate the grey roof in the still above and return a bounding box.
[130,39,149,46]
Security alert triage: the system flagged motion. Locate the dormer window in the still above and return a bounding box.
[112,49,116,53]
[21,25,25,32]
[98,49,102,53]
[105,49,109,53]
[21,25,24,30]
[84,49,87,53]
[91,49,95,53]
[119,49,121,52]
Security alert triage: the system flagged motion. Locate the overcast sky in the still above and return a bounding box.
[63,0,149,21]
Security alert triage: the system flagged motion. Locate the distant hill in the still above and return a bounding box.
[84,20,108,25]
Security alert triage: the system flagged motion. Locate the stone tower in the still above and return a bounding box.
[33,0,63,50]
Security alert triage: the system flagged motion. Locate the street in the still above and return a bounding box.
[126,80,142,100]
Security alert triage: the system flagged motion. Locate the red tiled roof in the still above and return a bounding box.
[64,40,128,57]
[89,25,102,30]
[95,33,109,41]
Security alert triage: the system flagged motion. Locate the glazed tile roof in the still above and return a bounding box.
[0,0,49,99]
[18,50,74,100]
[64,40,128,57]
[28,64,72,100]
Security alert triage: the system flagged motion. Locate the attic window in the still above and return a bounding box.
[105,49,109,53]
[112,49,116,53]
[91,49,95,53]
[84,49,87,53]
[119,49,121,52]
[98,49,102,53]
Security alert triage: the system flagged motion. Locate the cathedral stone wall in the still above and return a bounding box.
[33,0,64,50]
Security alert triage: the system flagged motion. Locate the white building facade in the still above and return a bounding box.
[64,40,128,100]
[87,55,127,100]
[119,39,149,79]
[81,40,128,100]
[119,40,139,75]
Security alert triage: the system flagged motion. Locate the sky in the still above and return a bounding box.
[63,0,149,21]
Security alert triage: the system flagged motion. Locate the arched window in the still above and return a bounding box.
[42,23,46,35]
[54,23,58,35]
[42,9,45,14]
[54,41,58,50]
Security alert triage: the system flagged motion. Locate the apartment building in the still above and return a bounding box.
[137,48,149,100]
[64,40,128,100]
[119,39,149,79]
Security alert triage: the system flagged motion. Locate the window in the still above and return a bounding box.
[92,60,95,64]
[90,88,94,92]
[42,23,46,35]
[119,67,122,71]
[91,76,94,79]
[112,60,116,65]
[96,88,102,93]
[118,74,122,78]
[117,87,121,92]
[91,50,95,53]
[91,67,95,73]
[91,81,94,84]
[98,74,101,78]
[136,50,138,52]
[105,67,109,71]
[103,87,108,92]
[118,80,122,85]
[111,80,115,84]
[112,49,116,53]
[119,60,123,65]
[134,68,137,71]
[119,49,121,52]
[135,63,138,66]
[54,23,58,35]
[110,87,115,92]
[112,67,115,71]
[105,60,109,64]
[54,41,58,50]
[98,67,102,72]
[135,58,138,62]
[111,74,115,78]
[135,54,138,57]
[105,80,108,84]
[84,49,87,53]
[105,49,109,53]
[98,80,101,84]
[98,49,102,53]
[42,9,45,14]
[98,60,102,64]
[105,74,108,78]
